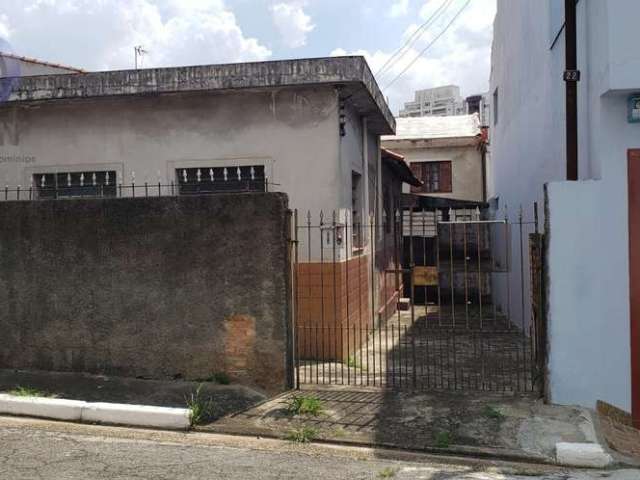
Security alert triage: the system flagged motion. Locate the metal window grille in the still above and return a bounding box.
[34,171,117,199]
[177,166,266,195]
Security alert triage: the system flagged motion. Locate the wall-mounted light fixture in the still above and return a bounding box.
[339,100,346,137]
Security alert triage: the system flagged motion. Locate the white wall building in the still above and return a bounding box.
[399,85,466,118]
[490,0,640,421]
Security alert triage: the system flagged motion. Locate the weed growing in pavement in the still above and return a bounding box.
[378,467,397,478]
[346,355,368,372]
[287,395,324,416]
[212,372,231,385]
[482,405,505,421]
[8,386,56,398]
[435,431,452,448]
[285,426,319,443]
[185,383,215,426]
[331,426,347,438]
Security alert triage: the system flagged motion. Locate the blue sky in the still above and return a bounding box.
[0,0,496,114]
[230,0,418,56]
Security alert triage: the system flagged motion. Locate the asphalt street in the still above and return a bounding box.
[0,416,638,480]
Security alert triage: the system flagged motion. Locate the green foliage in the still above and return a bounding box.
[331,427,347,438]
[435,431,451,448]
[195,372,231,385]
[212,372,231,385]
[287,395,324,416]
[346,355,367,371]
[378,467,397,478]
[285,426,319,443]
[8,386,56,398]
[482,405,505,421]
[185,383,215,426]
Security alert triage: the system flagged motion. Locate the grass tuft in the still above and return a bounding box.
[185,383,215,426]
[482,405,505,421]
[435,431,452,449]
[285,426,318,443]
[346,355,368,372]
[287,395,324,417]
[212,372,231,385]
[8,386,56,398]
[378,467,397,478]
[195,372,231,385]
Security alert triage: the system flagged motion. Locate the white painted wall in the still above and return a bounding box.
[547,181,631,411]
[491,0,640,411]
[490,0,565,213]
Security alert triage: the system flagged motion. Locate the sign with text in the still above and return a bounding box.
[629,94,640,124]
[413,266,439,287]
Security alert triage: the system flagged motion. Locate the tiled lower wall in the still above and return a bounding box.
[295,256,371,361]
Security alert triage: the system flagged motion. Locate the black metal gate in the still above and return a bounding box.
[292,205,546,394]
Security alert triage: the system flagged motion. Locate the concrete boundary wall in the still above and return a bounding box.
[0,193,292,394]
[546,181,631,411]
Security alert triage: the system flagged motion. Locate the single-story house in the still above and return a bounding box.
[0,55,421,362]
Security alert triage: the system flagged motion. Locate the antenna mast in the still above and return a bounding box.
[134,45,148,70]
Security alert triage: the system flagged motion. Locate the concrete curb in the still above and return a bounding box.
[556,442,614,468]
[0,394,190,430]
[202,423,553,466]
[82,402,190,430]
[0,394,86,421]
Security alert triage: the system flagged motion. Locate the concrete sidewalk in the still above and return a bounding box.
[0,369,268,430]
[203,386,615,466]
[0,370,625,468]
[0,369,265,421]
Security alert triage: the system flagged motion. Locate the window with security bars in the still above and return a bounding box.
[410,161,452,194]
[177,165,266,195]
[34,171,117,199]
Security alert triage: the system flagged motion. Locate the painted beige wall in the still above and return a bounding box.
[0,85,385,262]
[381,139,483,202]
[0,86,348,215]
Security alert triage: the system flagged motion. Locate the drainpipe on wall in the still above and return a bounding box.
[564,0,579,181]
[480,126,489,202]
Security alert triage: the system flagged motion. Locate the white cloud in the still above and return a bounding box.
[270,2,314,49]
[0,0,272,71]
[330,0,497,115]
[0,14,10,40]
[389,0,409,18]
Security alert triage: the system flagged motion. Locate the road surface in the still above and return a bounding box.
[0,416,638,480]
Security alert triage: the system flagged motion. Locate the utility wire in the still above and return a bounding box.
[376,0,453,78]
[376,0,454,79]
[383,0,472,91]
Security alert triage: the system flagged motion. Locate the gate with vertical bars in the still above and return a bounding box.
[291,204,546,394]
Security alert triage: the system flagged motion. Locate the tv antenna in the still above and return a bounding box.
[134,46,148,70]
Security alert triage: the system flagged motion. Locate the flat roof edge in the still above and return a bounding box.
[2,56,395,134]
